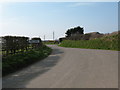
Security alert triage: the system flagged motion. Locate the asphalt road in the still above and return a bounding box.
[2,45,118,88]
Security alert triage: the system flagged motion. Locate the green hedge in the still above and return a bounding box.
[60,34,119,51]
[2,45,52,76]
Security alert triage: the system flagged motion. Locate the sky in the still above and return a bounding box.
[0,2,118,40]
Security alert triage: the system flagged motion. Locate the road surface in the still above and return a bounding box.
[2,45,118,88]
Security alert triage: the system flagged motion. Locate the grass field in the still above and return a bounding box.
[2,45,52,76]
[59,34,119,51]
[43,42,59,45]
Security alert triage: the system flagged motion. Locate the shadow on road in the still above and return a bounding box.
[2,46,64,88]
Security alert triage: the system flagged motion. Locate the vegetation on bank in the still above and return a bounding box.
[2,45,52,76]
[59,34,119,51]
[43,42,57,45]
[43,40,59,45]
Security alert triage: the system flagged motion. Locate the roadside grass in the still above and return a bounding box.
[59,34,119,51]
[2,45,52,76]
[43,42,59,45]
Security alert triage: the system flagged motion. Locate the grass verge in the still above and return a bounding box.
[59,34,119,51]
[43,42,59,45]
[2,45,52,76]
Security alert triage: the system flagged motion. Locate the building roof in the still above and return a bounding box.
[29,40,40,44]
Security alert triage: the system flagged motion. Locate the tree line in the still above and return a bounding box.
[59,26,104,42]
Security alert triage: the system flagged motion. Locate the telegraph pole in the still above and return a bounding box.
[44,35,45,41]
[53,31,54,41]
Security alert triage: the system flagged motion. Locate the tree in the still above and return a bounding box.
[65,26,84,37]
[65,29,71,37]
[76,26,84,34]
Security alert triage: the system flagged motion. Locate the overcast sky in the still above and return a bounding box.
[0,2,118,40]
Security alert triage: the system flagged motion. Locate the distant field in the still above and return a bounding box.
[43,42,59,45]
[60,34,119,51]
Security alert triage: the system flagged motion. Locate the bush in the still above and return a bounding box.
[59,34,119,51]
[2,45,52,76]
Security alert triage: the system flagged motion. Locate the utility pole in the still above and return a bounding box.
[44,35,45,41]
[53,31,54,41]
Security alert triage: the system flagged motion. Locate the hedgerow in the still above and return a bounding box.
[59,34,119,51]
[2,45,52,76]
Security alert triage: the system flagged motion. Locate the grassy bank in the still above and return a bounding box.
[60,34,119,51]
[2,45,52,76]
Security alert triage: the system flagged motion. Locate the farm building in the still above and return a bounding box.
[29,37,42,48]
